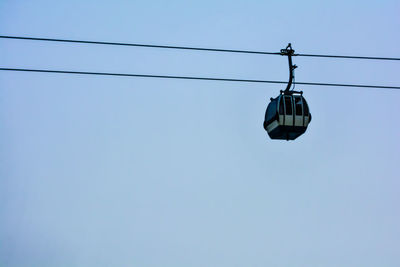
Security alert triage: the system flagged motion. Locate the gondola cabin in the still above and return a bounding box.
[263,91,311,140]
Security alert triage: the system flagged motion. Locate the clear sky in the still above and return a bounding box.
[1,0,400,266]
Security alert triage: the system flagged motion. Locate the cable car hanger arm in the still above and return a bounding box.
[280,43,298,93]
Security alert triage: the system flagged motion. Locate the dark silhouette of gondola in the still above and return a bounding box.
[263,44,311,140]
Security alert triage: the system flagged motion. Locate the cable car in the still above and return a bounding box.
[263,43,311,140]
[263,90,311,140]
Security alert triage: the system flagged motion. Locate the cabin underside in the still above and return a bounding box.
[265,122,307,140]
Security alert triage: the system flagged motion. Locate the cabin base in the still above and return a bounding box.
[267,125,306,141]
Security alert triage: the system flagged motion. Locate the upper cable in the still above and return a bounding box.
[1,35,400,61]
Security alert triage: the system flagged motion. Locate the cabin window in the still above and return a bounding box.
[295,97,303,116]
[303,98,309,116]
[266,100,277,122]
[284,96,292,115]
[279,97,284,115]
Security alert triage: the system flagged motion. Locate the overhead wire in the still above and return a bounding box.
[1,35,400,61]
[295,53,400,61]
[1,67,399,90]
[0,35,280,56]
[1,35,399,90]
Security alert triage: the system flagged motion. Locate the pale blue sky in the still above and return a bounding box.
[1,0,400,266]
